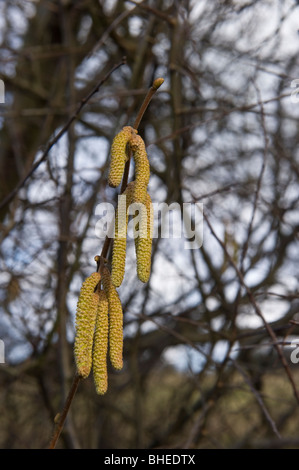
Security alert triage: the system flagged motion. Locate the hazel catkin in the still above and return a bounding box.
[129,133,150,204]
[101,265,123,370]
[135,192,154,283]
[93,289,109,395]
[111,182,134,288]
[74,272,101,378]
[108,126,137,188]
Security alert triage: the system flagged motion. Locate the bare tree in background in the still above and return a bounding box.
[1,0,299,449]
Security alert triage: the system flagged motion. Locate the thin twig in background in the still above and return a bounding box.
[239,81,269,272]
[203,208,299,406]
[231,359,281,440]
[151,92,291,148]
[0,57,127,212]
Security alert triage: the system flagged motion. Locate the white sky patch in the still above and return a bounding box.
[212,340,230,363]
[0,5,5,45]
[75,51,108,89]
[128,15,144,36]
[103,0,118,15]
[151,244,188,305]
[26,166,58,204]
[276,6,299,58]
[189,0,208,22]
[236,293,290,330]
[77,14,92,44]
[74,135,109,182]
[163,337,239,374]
[162,345,206,374]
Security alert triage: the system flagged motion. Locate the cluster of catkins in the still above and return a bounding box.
[109,126,153,286]
[74,264,123,395]
[74,126,153,394]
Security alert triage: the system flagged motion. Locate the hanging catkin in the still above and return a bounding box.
[129,133,150,204]
[101,264,123,370]
[108,126,137,188]
[111,181,134,287]
[135,192,154,283]
[74,272,101,378]
[92,289,109,395]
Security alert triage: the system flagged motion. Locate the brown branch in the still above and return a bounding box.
[48,374,81,449]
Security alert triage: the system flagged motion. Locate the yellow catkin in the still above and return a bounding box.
[129,133,150,204]
[101,265,123,370]
[108,126,137,188]
[93,289,109,395]
[111,182,135,287]
[135,192,154,283]
[74,272,101,378]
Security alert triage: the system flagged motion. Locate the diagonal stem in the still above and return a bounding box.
[48,373,81,449]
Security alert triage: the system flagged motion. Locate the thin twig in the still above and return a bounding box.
[88,9,135,58]
[152,92,290,147]
[0,57,127,212]
[239,81,269,271]
[231,359,281,440]
[48,373,81,449]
